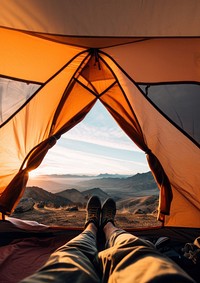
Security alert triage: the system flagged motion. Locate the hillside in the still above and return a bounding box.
[117,195,159,214]
[23,186,72,207]
[77,172,158,197]
[96,173,131,178]
[56,188,87,204]
[27,179,72,192]
[18,186,159,213]
[82,188,111,202]
[12,185,160,228]
[56,187,111,204]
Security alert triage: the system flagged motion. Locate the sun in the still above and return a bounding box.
[28,170,39,179]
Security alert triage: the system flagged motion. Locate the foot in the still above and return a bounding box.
[85,196,101,228]
[101,198,116,228]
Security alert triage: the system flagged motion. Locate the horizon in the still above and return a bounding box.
[27,170,154,194]
[29,171,149,179]
[29,100,150,178]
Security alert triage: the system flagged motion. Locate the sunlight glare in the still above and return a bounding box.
[28,170,39,179]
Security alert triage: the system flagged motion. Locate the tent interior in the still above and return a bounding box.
[0,0,200,282]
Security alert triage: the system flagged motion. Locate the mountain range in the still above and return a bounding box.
[16,185,159,216]
[55,187,110,204]
[16,171,159,213]
[77,171,158,197]
[47,173,131,179]
[27,171,159,196]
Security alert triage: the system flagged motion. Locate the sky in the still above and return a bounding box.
[31,100,150,177]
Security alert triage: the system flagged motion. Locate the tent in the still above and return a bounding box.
[0,0,200,281]
[0,0,199,226]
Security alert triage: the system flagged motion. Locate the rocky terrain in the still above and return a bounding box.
[11,172,161,228]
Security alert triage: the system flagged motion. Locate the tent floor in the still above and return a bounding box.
[0,219,200,283]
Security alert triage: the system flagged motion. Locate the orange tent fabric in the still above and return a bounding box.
[0,0,200,227]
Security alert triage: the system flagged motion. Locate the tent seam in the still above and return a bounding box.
[74,78,98,97]
[98,50,200,149]
[138,86,200,149]
[97,52,146,146]
[49,51,91,136]
[0,49,91,129]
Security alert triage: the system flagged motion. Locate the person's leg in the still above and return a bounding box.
[21,196,102,283]
[99,198,195,283]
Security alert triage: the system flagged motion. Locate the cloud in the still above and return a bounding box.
[33,100,148,175]
[35,142,149,175]
[61,100,142,152]
[62,122,142,153]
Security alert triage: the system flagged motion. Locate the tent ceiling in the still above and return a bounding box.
[1,0,200,37]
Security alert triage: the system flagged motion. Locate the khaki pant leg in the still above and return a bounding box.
[21,231,101,283]
[99,230,195,283]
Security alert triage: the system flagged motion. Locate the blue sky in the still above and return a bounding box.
[32,100,149,176]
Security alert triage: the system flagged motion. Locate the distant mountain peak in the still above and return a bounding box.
[96,173,131,178]
[82,187,111,202]
[56,188,86,204]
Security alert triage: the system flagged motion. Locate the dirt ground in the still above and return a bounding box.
[11,206,161,229]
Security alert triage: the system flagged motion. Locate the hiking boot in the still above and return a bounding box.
[85,196,101,228]
[101,198,116,228]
